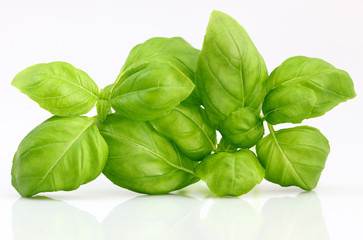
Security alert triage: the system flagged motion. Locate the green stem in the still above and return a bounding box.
[267,123,275,135]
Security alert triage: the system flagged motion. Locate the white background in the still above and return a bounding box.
[1,0,362,239]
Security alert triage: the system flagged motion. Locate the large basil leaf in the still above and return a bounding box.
[194,150,265,197]
[12,62,99,116]
[196,10,268,127]
[119,37,201,105]
[256,125,330,190]
[121,37,199,78]
[266,56,356,118]
[150,102,217,161]
[110,62,194,121]
[262,85,317,125]
[11,116,108,197]
[219,107,264,148]
[99,114,198,194]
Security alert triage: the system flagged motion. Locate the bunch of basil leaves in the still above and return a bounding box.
[11,11,356,197]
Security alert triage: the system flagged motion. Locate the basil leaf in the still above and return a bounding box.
[216,138,238,153]
[194,150,265,197]
[256,125,330,190]
[263,85,317,125]
[121,37,200,74]
[219,107,264,148]
[266,56,356,118]
[150,102,217,161]
[196,10,268,127]
[11,116,108,197]
[12,62,99,116]
[110,62,194,121]
[96,84,114,122]
[99,114,199,194]
[119,37,201,105]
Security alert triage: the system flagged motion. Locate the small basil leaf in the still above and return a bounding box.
[194,150,265,197]
[150,102,217,161]
[219,108,264,149]
[196,10,268,127]
[11,116,108,197]
[256,125,330,190]
[12,62,99,116]
[96,84,114,122]
[216,138,238,153]
[99,114,199,194]
[110,62,195,121]
[119,37,201,105]
[263,85,317,125]
[267,56,356,118]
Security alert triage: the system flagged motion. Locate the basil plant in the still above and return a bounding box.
[11,10,355,197]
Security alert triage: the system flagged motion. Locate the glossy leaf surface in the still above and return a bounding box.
[196,10,268,127]
[11,116,108,197]
[99,114,198,194]
[150,102,217,161]
[256,125,330,190]
[266,56,356,118]
[263,85,317,125]
[194,150,265,197]
[12,62,99,116]
[119,37,201,105]
[110,62,194,121]
[219,107,264,148]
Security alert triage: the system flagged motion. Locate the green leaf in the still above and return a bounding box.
[119,37,201,105]
[196,10,268,127]
[256,125,330,190]
[110,62,195,121]
[263,85,317,125]
[266,56,356,118]
[219,107,264,149]
[11,116,108,197]
[96,84,114,122]
[98,114,199,194]
[194,150,265,197]
[216,138,238,153]
[12,62,99,116]
[150,102,217,161]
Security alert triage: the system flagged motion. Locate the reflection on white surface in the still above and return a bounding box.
[12,192,328,240]
[102,195,201,239]
[258,192,329,240]
[195,197,263,240]
[12,197,104,240]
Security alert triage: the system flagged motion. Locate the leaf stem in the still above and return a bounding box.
[267,123,275,135]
